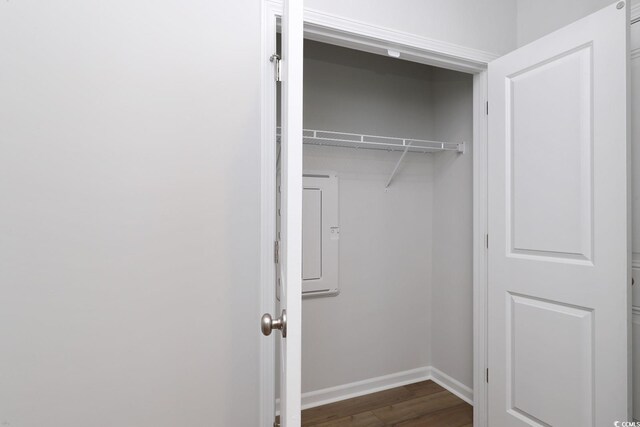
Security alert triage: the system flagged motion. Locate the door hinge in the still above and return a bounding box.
[486,368,489,383]
[270,53,281,82]
[485,234,489,249]
[274,240,280,264]
[485,101,489,115]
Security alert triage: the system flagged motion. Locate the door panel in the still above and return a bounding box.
[488,2,629,425]
[279,0,303,425]
[508,45,592,260]
[509,295,593,425]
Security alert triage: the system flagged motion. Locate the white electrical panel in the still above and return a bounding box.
[302,172,339,296]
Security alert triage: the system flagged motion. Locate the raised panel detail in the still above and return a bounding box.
[302,188,322,280]
[507,45,593,261]
[508,294,593,426]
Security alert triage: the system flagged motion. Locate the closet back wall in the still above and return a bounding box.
[301,40,436,393]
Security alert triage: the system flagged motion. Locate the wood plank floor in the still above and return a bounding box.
[298,380,472,426]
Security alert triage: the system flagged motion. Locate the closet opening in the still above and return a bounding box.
[274,31,480,426]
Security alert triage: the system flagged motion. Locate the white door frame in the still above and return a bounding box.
[259,2,496,426]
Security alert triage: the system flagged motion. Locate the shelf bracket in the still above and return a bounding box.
[385,142,411,188]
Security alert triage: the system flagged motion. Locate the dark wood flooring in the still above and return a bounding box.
[299,380,472,426]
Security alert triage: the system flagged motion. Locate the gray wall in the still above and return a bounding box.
[301,41,473,393]
[302,41,434,393]
[516,0,617,46]
[303,40,436,140]
[430,68,475,389]
[302,148,434,393]
[307,0,518,55]
[0,1,261,426]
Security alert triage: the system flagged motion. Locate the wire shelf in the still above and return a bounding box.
[277,128,465,154]
[276,128,465,188]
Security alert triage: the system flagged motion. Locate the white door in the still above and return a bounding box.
[488,2,629,426]
[279,0,303,425]
[632,11,640,421]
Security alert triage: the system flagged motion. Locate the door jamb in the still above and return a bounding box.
[259,2,280,427]
[260,2,494,426]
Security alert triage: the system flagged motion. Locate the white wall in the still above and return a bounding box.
[307,0,518,56]
[516,0,616,46]
[301,41,434,393]
[0,1,261,426]
[430,69,475,389]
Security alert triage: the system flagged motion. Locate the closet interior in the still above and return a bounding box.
[277,36,475,423]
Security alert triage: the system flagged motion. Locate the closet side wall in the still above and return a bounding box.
[301,41,435,393]
[430,68,474,390]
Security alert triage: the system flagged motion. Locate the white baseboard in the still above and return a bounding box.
[427,366,474,405]
[301,366,431,410]
[276,366,473,413]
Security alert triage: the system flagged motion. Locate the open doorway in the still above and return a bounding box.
[275,34,477,426]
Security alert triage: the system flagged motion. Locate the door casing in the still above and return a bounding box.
[260,2,493,425]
